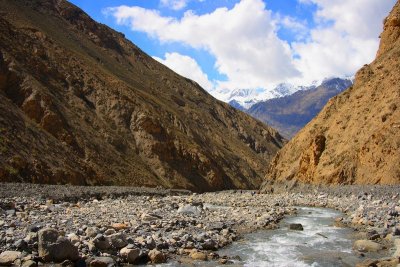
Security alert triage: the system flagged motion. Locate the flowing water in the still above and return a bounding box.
[218,207,359,267]
[160,207,360,267]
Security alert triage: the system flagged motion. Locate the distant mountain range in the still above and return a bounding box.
[243,78,353,138]
[216,80,324,110]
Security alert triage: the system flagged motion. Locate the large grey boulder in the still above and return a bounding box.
[38,228,79,262]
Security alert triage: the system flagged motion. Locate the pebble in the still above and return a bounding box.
[0,184,399,265]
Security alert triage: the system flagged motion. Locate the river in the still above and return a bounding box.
[218,206,359,266]
[160,206,360,267]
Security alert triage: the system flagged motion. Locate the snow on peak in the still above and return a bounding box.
[211,77,352,110]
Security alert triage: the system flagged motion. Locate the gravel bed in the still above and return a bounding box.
[0,183,399,266]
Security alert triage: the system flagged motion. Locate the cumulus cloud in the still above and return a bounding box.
[105,0,396,94]
[291,0,396,83]
[153,52,214,91]
[105,0,300,91]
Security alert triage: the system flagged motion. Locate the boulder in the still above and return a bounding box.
[148,249,166,264]
[93,234,111,250]
[177,205,201,216]
[109,233,127,249]
[67,233,80,245]
[353,240,382,252]
[0,251,21,266]
[202,239,217,250]
[85,227,100,238]
[190,250,207,261]
[120,247,140,263]
[145,236,156,250]
[289,223,304,231]
[87,257,115,267]
[38,228,79,262]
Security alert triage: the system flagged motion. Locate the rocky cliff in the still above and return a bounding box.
[261,1,400,189]
[0,0,285,192]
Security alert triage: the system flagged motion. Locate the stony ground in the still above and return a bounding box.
[0,183,399,266]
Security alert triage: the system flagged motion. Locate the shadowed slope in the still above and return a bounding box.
[0,0,285,192]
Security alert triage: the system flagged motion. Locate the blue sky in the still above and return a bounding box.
[69,0,395,101]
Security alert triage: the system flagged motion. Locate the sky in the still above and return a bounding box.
[69,0,396,99]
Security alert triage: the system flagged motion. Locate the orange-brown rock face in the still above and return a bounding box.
[0,0,285,192]
[262,1,400,188]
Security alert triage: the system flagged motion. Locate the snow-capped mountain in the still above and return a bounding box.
[213,85,298,109]
[213,88,261,109]
[248,77,353,138]
[213,76,353,110]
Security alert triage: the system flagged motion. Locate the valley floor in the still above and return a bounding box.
[0,183,399,266]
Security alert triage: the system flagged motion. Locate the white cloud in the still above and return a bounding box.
[290,0,396,83]
[106,0,300,91]
[309,0,394,39]
[105,0,396,97]
[160,0,188,10]
[153,52,214,91]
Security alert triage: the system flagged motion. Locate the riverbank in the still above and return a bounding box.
[0,183,399,266]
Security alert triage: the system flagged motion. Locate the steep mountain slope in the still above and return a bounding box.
[0,0,285,192]
[248,78,352,138]
[261,1,400,188]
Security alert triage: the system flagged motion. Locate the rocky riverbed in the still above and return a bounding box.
[0,183,399,266]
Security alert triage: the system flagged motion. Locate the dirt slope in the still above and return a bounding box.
[0,0,285,192]
[262,1,400,188]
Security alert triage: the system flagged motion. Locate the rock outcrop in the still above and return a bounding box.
[0,0,285,192]
[261,1,400,188]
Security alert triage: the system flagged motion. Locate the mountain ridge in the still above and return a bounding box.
[0,0,285,192]
[261,0,400,189]
[248,78,353,138]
